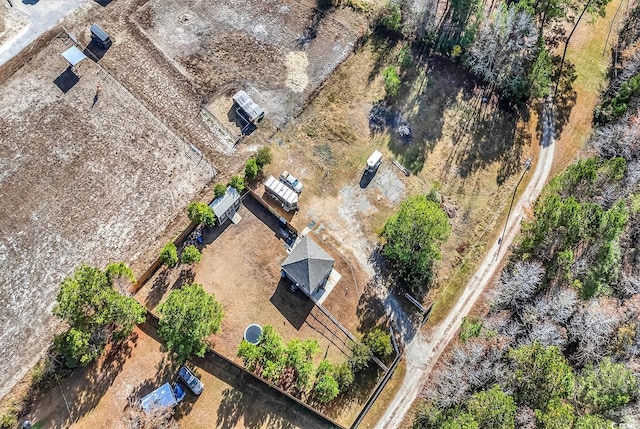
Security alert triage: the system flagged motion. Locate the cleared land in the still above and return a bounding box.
[134,0,358,127]
[25,322,334,429]
[0,34,213,400]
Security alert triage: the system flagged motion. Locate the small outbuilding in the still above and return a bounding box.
[232,90,265,124]
[281,235,335,298]
[209,186,241,225]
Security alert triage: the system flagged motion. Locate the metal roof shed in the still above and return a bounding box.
[61,46,87,67]
[281,235,334,297]
[209,186,241,225]
[232,90,265,123]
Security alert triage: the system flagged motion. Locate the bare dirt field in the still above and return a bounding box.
[0,34,213,400]
[133,0,361,127]
[25,322,334,429]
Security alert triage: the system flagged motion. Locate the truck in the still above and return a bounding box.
[366,150,383,173]
[264,175,298,212]
[279,170,303,193]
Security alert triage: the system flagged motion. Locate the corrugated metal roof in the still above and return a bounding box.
[232,90,265,122]
[61,46,87,66]
[281,235,334,295]
[265,175,298,205]
[209,186,241,219]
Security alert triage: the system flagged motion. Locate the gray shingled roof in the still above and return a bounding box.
[281,235,334,296]
[209,186,240,219]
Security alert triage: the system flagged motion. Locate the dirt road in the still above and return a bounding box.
[375,102,556,428]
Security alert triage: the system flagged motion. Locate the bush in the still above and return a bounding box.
[213,183,227,198]
[459,317,483,342]
[255,147,273,168]
[332,363,354,390]
[315,374,340,402]
[160,242,179,267]
[0,410,17,429]
[181,245,202,265]
[383,66,401,97]
[229,175,245,192]
[364,328,393,358]
[349,341,371,372]
[187,202,216,227]
[398,46,413,68]
[54,328,98,368]
[379,2,402,34]
[245,158,259,181]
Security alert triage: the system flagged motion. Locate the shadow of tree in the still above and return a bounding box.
[145,268,170,309]
[552,61,578,139]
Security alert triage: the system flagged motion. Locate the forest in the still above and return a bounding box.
[410,0,640,425]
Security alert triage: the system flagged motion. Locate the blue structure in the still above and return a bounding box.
[140,383,182,412]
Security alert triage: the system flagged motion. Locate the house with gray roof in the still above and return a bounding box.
[281,235,335,298]
[209,186,241,225]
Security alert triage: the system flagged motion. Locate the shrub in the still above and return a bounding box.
[187,202,216,227]
[160,242,179,268]
[255,147,273,168]
[245,158,259,181]
[213,183,227,198]
[379,2,402,34]
[383,66,401,97]
[332,363,354,390]
[459,317,483,342]
[229,175,245,192]
[398,46,413,68]
[181,245,202,265]
[364,328,393,358]
[315,374,340,402]
[349,341,371,372]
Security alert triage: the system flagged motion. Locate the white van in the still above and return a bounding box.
[366,150,382,172]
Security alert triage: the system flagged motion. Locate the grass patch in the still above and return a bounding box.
[357,359,407,429]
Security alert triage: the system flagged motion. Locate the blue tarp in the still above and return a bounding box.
[140,383,178,411]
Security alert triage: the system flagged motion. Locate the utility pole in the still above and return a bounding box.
[496,157,532,258]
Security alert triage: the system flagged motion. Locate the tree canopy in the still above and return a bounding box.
[180,245,202,265]
[382,194,451,294]
[53,264,146,367]
[157,283,224,361]
[186,202,216,227]
[159,242,179,268]
[364,328,393,358]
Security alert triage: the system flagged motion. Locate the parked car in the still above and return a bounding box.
[178,366,204,395]
[279,170,303,193]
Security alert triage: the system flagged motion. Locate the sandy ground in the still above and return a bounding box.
[26,323,334,429]
[0,34,213,400]
[0,0,91,66]
[134,0,359,127]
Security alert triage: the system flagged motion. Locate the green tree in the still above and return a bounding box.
[466,385,516,429]
[181,245,202,265]
[508,343,574,410]
[255,147,273,169]
[574,415,616,429]
[53,265,146,367]
[382,195,451,295]
[160,242,179,268]
[187,202,216,227]
[332,362,354,390]
[383,66,401,97]
[349,341,371,372]
[245,158,259,181]
[441,413,479,429]
[314,374,340,402]
[364,328,393,358]
[379,2,402,33]
[237,339,263,371]
[213,183,227,198]
[259,325,285,363]
[535,399,575,429]
[54,328,98,368]
[157,283,224,361]
[398,46,413,69]
[229,175,245,192]
[577,358,638,414]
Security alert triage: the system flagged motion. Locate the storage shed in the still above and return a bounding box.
[232,90,265,123]
[209,186,241,225]
[281,236,334,297]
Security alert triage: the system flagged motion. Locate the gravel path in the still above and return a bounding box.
[375,100,556,428]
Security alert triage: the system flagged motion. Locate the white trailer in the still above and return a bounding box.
[264,175,298,211]
[366,150,383,172]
